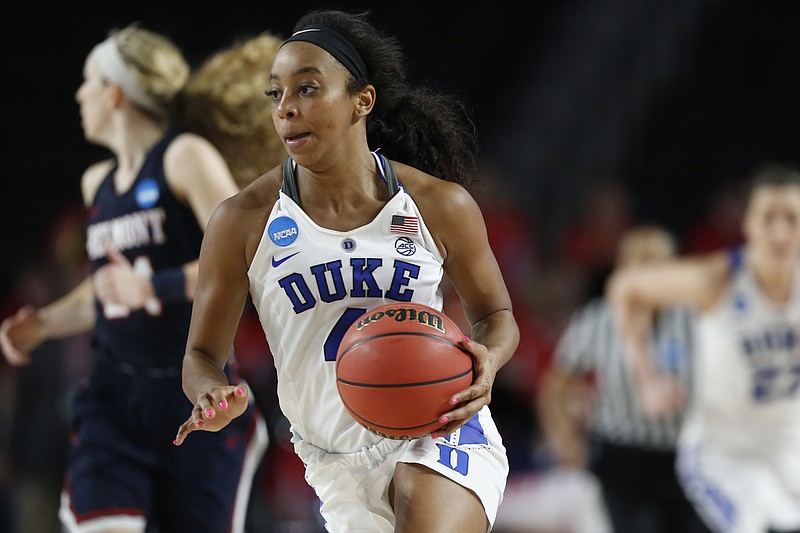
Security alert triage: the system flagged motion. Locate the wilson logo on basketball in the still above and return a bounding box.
[336,302,472,439]
[354,306,446,334]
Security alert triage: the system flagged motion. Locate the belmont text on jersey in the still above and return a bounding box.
[86,207,167,260]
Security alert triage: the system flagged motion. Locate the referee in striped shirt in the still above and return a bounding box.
[538,225,710,533]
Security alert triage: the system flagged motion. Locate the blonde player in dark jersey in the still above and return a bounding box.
[0,25,285,533]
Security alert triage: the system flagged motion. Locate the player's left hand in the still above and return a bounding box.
[433,336,497,437]
[173,383,249,445]
[94,244,154,311]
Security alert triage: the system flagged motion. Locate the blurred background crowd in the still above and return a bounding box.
[1,0,798,531]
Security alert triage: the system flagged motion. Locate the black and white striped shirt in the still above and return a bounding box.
[553,297,696,450]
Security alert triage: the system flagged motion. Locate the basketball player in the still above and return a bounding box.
[0,25,284,533]
[173,9,519,533]
[538,225,710,533]
[608,163,800,533]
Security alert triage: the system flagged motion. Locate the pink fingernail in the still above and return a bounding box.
[464,336,471,343]
[439,416,449,424]
[450,398,458,405]
[205,409,214,417]
[235,387,244,395]
[219,401,228,410]
[431,434,440,439]
[173,439,179,445]
[195,419,204,427]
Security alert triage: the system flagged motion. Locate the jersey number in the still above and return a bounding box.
[323,307,367,361]
[752,363,800,402]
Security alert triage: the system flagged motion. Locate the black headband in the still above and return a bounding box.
[282,25,368,80]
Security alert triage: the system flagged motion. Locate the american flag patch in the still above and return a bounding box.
[390,214,419,235]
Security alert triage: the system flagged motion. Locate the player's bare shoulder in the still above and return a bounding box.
[212,166,279,220]
[391,160,482,258]
[391,160,475,216]
[210,164,284,262]
[232,164,282,208]
[163,131,222,175]
[165,131,215,157]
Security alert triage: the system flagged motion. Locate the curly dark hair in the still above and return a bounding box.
[292,9,478,187]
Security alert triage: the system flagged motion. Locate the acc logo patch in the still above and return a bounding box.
[394,236,416,256]
[135,178,160,208]
[269,216,299,247]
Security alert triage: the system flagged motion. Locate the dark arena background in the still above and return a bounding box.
[2,1,799,531]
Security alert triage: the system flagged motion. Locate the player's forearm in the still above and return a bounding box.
[470,308,519,369]
[181,349,230,404]
[537,373,588,466]
[181,260,199,300]
[37,277,96,339]
[537,375,579,444]
[607,274,659,381]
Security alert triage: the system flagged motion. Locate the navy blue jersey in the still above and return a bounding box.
[65,132,268,533]
[85,132,203,368]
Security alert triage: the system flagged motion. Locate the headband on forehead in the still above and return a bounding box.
[92,35,164,116]
[282,25,368,80]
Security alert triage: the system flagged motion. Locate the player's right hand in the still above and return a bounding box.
[173,383,249,445]
[0,305,44,366]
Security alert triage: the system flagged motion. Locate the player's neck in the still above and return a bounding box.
[111,119,166,194]
[750,252,796,303]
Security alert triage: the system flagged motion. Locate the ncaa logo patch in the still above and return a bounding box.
[395,236,416,256]
[135,178,160,208]
[269,216,299,247]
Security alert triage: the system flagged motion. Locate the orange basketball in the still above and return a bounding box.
[335,302,473,439]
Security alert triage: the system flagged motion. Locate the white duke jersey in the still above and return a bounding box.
[248,154,446,453]
[689,246,800,456]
